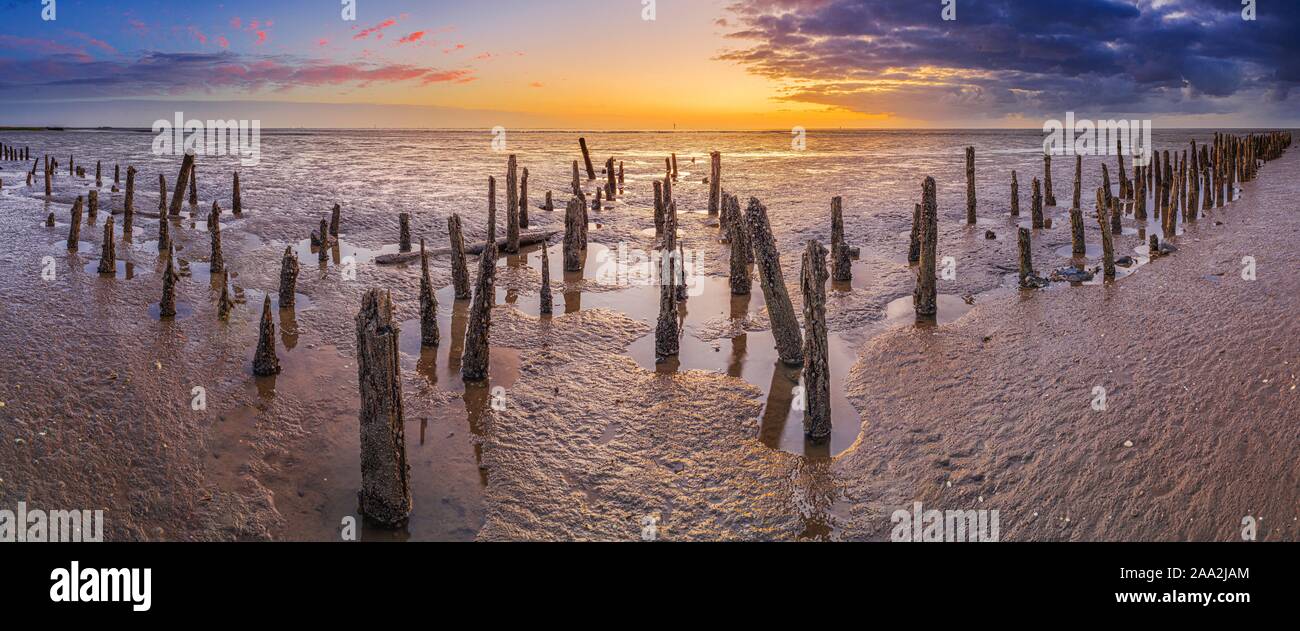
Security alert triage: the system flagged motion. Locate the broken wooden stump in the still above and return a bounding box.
[232,172,242,214]
[540,239,554,315]
[541,190,553,212]
[800,239,831,442]
[1017,228,1048,289]
[1010,170,1020,216]
[96,161,102,188]
[520,167,530,229]
[604,157,616,202]
[830,196,851,282]
[487,176,497,242]
[724,194,751,295]
[158,174,167,211]
[88,189,98,220]
[253,294,281,376]
[965,146,976,223]
[188,163,198,205]
[419,238,439,348]
[124,165,136,221]
[217,271,235,320]
[654,244,679,362]
[160,246,178,318]
[355,288,413,527]
[1096,188,1116,279]
[708,151,721,216]
[461,239,497,381]
[210,201,225,274]
[399,213,412,252]
[594,187,602,211]
[1070,206,1086,255]
[45,212,54,227]
[66,196,83,251]
[169,154,194,216]
[97,216,115,275]
[448,213,472,300]
[317,218,330,263]
[579,137,596,180]
[914,177,938,317]
[746,197,803,365]
[671,153,679,181]
[506,155,521,254]
[563,197,584,272]
[1030,177,1044,229]
[279,246,299,308]
[1044,154,1057,206]
[330,203,341,237]
[1109,197,1122,235]
[1073,155,1082,210]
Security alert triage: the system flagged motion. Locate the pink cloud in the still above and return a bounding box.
[230,17,242,30]
[64,30,116,54]
[443,43,465,54]
[353,18,397,40]
[254,31,267,45]
[0,35,94,62]
[188,26,208,45]
[398,31,425,44]
[318,38,329,47]
[217,36,230,48]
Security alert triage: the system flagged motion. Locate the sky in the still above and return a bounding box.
[0,0,1297,129]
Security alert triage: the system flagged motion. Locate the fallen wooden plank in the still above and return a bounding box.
[375,230,558,265]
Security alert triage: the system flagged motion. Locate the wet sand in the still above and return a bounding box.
[0,131,1294,541]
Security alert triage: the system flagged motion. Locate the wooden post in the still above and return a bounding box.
[232,172,242,214]
[461,239,497,381]
[399,213,412,252]
[218,271,235,320]
[506,155,520,254]
[1149,234,1160,260]
[655,242,679,362]
[253,295,281,375]
[169,154,194,216]
[1010,170,1020,216]
[1031,177,1044,229]
[1073,155,1082,210]
[830,196,851,282]
[708,151,721,216]
[1101,163,1113,210]
[45,212,54,227]
[330,203,341,237]
[1134,166,1147,221]
[1117,137,1128,199]
[1017,227,1034,288]
[209,201,225,273]
[540,239,554,315]
[419,239,439,347]
[1109,196,1121,235]
[1096,188,1116,279]
[746,197,804,365]
[160,246,178,318]
[355,289,412,527]
[66,196,83,251]
[914,177,938,317]
[593,187,603,211]
[519,167,530,229]
[965,146,977,223]
[487,176,497,242]
[279,246,299,308]
[671,153,679,181]
[318,219,330,263]
[114,164,120,185]
[88,189,98,220]
[579,137,596,180]
[653,180,665,239]
[563,197,584,272]
[188,163,198,205]
[44,160,50,197]
[1044,154,1057,206]
[1070,206,1086,255]
[800,239,831,442]
[605,157,616,202]
[618,161,624,185]
[159,174,167,211]
[96,161,102,188]
[448,214,472,300]
[725,194,751,295]
[97,216,115,275]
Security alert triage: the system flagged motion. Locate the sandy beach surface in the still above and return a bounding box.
[0,130,1294,541]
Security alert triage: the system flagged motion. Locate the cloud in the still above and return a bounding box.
[398,31,426,44]
[354,18,398,40]
[720,0,1300,121]
[0,50,476,99]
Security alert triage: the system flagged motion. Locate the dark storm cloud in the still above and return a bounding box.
[721,0,1300,121]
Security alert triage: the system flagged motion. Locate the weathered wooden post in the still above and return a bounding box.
[160,246,178,318]
[579,137,596,180]
[653,180,665,238]
[487,176,497,242]
[1149,234,1160,260]
[540,240,554,315]
[1010,170,1020,216]
[965,146,977,223]
[1096,188,1116,279]
[1031,177,1044,229]
[1073,155,1082,210]
[318,218,329,263]
[96,161,102,188]
[618,161,624,185]
[158,174,167,211]
[355,288,412,527]
[542,190,554,212]
[448,214,471,300]
[1134,166,1147,221]
[188,163,198,205]
[88,189,98,220]
[1101,163,1113,210]
[45,212,55,227]
[1044,154,1057,206]
[330,203,341,237]
[746,197,803,365]
[232,172,242,214]
[44,160,51,197]
[604,157,616,202]
[419,239,439,347]
[830,196,851,282]
[654,242,679,362]
[461,239,497,381]
[1109,197,1121,235]
[506,155,520,254]
[725,194,751,295]
[398,213,412,252]
[800,239,831,442]
[1117,137,1128,199]
[519,167,530,229]
[169,154,194,216]
[218,271,235,320]
[671,153,679,181]
[915,178,938,316]
[279,247,299,308]
[114,164,120,185]
[97,216,116,275]
[563,197,584,272]
[203,202,222,273]
[253,295,281,375]
[66,196,83,251]
[1070,206,1086,255]
[708,151,721,216]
